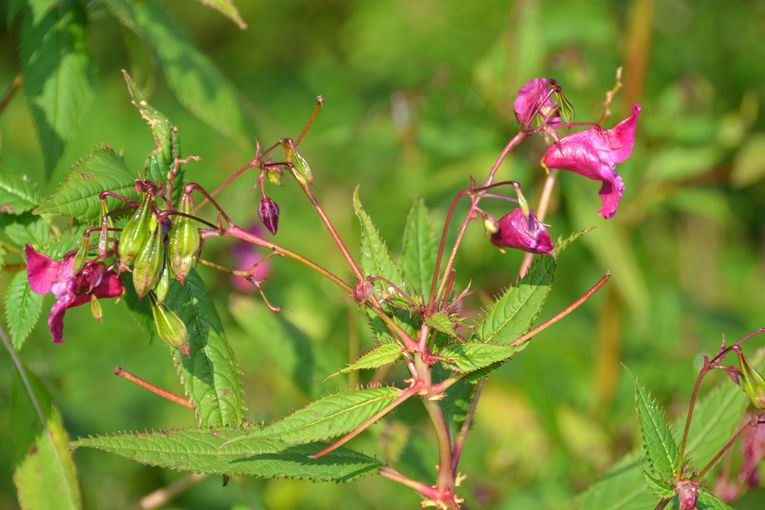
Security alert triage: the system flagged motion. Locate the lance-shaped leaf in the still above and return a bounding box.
[20,0,93,176]
[71,428,379,482]
[5,271,43,351]
[36,146,138,223]
[478,229,587,345]
[425,312,460,338]
[0,173,40,214]
[10,360,81,509]
[696,490,734,509]
[228,387,404,446]
[105,0,250,147]
[629,370,680,481]
[400,198,436,298]
[195,0,247,29]
[438,341,528,374]
[1,213,49,247]
[326,343,402,380]
[164,270,245,427]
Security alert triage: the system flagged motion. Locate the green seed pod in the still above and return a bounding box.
[155,260,171,304]
[150,299,189,356]
[280,138,313,185]
[132,214,164,298]
[738,350,765,409]
[167,193,201,284]
[118,194,154,267]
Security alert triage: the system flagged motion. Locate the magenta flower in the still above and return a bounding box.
[490,208,554,255]
[543,104,641,219]
[26,244,123,344]
[514,78,563,129]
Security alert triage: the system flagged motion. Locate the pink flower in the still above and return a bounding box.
[26,245,123,344]
[231,225,271,292]
[490,208,554,255]
[543,104,641,219]
[514,78,563,129]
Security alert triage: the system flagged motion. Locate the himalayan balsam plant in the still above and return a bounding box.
[4,69,765,510]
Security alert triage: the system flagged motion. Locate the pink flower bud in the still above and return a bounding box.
[258,197,280,235]
[490,208,554,255]
[514,78,572,130]
[543,104,641,219]
[675,479,699,510]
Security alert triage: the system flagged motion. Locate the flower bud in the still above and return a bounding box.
[167,193,201,284]
[132,213,165,298]
[738,350,765,409]
[155,261,171,304]
[118,194,154,267]
[491,208,554,255]
[280,138,313,185]
[258,197,280,235]
[354,278,374,303]
[674,480,699,510]
[150,299,189,356]
[90,294,103,322]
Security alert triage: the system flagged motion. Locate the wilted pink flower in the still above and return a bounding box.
[543,104,641,219]
[490,208,554,255]
[231,225,271,292]
[514,78,563,129]
[675,479,699,510]
[26,244,123,344]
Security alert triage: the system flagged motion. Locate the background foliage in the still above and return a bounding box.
[2,0,765,508]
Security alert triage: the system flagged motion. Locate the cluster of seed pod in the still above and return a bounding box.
[118,184,201,356]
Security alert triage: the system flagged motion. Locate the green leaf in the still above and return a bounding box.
[438,341,527,374]
[195,0,247,29]
[5,271,43,351]
[36,146,138,223]
[643,471,674,498]
[0,173,40,214]
[575,454,657,510]
[326,343,402,380]
[425,312,459,338]
[400,198,436,298]
[1,213,49,247]
[164,270,245,427]
[71,428,380,482]
[105,0,250,146]
[697,490,735,509]
[478,229,586,345]
[7,0,26,27]
[20,0,93,176]
[230,387,404,446]
[10,360,81,509]
[120,273,157,340]
[630,369,679,481]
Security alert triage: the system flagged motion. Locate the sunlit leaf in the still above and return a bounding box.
[326,343,402,380]
[5,271,43,351]
[400,198,436,298]
[0,173,40,214]
[438,341,527,374]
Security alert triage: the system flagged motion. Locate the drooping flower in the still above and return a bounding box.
[490,208,554,255]
[26,244,123,344]
[543,104,641,219]
[514,78,561,129]
[231,225,271,292]
[675,479,699,510]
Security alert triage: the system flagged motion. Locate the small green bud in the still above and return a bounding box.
[150,299,189,356]
[132,214,165,298]
[167,193,201,283]
[738,350,765,409]
[280,138,313,185]
[118,194,154,267]
[155,261,171,304]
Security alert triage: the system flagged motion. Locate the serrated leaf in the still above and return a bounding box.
[164,270,245,427]
[20,0,93,176]
[36,146,138,222]
[697,490,734,509]
[71,428,379,482]
[195,0,246,29]
[400,198,436,298]
[643,471,675,498]
[105,0,250,146]
[5,271,43,351]
[478,229,586,345]
[0,173,40,214]
[327,343,402,380]
[425,312,458,338]
[229,387,404,446]
[630,370,679,481]
[438,341,527,373]
[1,212,49,247]
[10,360,81,509]
[575,454,657,510]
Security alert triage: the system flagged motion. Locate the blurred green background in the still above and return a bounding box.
[2,0,765,508]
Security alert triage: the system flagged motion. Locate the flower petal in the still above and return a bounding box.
[25,244,62,294]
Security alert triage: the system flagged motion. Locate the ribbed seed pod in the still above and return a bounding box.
[150,299,189,356]
[167,193,200,283]
[154,260,171,304]
[118,194,154,267]
[132,213,164,298]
